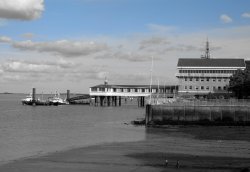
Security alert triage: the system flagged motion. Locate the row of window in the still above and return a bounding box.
[179,70,237,74]
[184,86,227,91]
[91,88,177,93]
[184,78,228,82]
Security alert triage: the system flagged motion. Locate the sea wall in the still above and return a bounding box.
[145,103,250,126]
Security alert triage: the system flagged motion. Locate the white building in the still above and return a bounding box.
[176,41,246,97]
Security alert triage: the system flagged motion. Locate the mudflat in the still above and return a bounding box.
[0,126,249,172]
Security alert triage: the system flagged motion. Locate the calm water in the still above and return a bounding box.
[0,94,145,164]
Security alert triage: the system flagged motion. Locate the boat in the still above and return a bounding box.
[49,92,69,106]
[21,93,33,105]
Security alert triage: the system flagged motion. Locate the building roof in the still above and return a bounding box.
[177,58,246,68]
[90,84,177,89]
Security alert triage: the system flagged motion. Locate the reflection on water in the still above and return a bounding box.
[0,94,146,163]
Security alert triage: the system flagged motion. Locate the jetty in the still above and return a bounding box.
[89,81,178,107]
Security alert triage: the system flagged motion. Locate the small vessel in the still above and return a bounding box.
[21,93,33,105]
[49,92,68,106]
[22,90,49,106]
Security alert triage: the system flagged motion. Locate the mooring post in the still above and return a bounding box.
[32,88,36,102]
[66,90,70,101]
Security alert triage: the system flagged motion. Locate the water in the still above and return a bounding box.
[0,94,146,164]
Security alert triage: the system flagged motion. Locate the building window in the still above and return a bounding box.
[218,79,221,82]
[224,79,227,82]
[190,78,192,81]
[206,86,209,90]
[184,86,187,90]
[201,78,204,82]
[189,86,192,90]
[213,86,216,90]
[223,86,227,90]
[218,86,221,90]
[206,78,209,81]
[213,78,216,82]
[196,78,199,81]
[201,86,204,90]
[196,86,199,90]
[185,78,187,81]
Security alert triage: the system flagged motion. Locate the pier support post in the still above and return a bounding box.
[100,96,104,106]
[142,97,145,107]
[114,96,117,106]
[94,96,97,106]
[107,96,111,106]
[119,96,121,106]
[145,104,152,126]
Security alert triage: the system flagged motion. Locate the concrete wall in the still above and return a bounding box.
[145,104,250,125]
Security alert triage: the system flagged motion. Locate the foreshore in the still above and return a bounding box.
[0,126,250,172]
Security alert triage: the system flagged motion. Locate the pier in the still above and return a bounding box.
[89,83,178,107]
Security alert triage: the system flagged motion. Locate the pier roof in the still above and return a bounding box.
[90,84,177,89]
[177,58,246,68]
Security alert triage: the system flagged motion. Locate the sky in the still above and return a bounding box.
[0,0,250,93]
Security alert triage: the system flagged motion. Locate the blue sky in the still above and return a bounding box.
[0,0,250,93]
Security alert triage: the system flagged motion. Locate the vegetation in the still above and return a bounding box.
[229,69,250,99]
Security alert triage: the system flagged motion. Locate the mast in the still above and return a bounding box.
[149,56,154,104]
[205,38,210,59]
[201,38,210,59]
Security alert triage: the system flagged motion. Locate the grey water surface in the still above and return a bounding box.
[0,94,145,163]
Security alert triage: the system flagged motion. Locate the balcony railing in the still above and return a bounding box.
[176,73,232,78]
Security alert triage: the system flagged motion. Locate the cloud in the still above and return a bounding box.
[0,0,44,20]
[139,37,170,50]
[21,33,35,39]
[242,12,250,18]
[12,40,109,57]
[112,52,152,62]
[147,24,176,33]
[1,59,79,73]
[0,36,12,43]
[220,14,233,23]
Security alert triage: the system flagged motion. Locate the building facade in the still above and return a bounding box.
[176,58,246,96]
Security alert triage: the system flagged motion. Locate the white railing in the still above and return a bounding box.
[176,73,232,78]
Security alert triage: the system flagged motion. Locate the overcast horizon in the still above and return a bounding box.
[0,0,250,94]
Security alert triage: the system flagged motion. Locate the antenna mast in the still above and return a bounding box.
[205,38,210,59]
[201,38,211,59]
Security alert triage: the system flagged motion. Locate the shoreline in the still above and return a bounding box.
[0,126,250,172]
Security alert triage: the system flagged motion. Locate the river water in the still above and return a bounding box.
[0,94,145,164]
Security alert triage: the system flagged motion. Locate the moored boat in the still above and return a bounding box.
[49,92,69,106]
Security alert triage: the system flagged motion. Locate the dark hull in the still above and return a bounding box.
[22,100,50,106]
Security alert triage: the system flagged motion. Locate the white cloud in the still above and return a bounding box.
[242,12,250,18]
[220,14,233,23]
[12,40,109,57]
[0,36,12,43]
[0,0,44,20]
